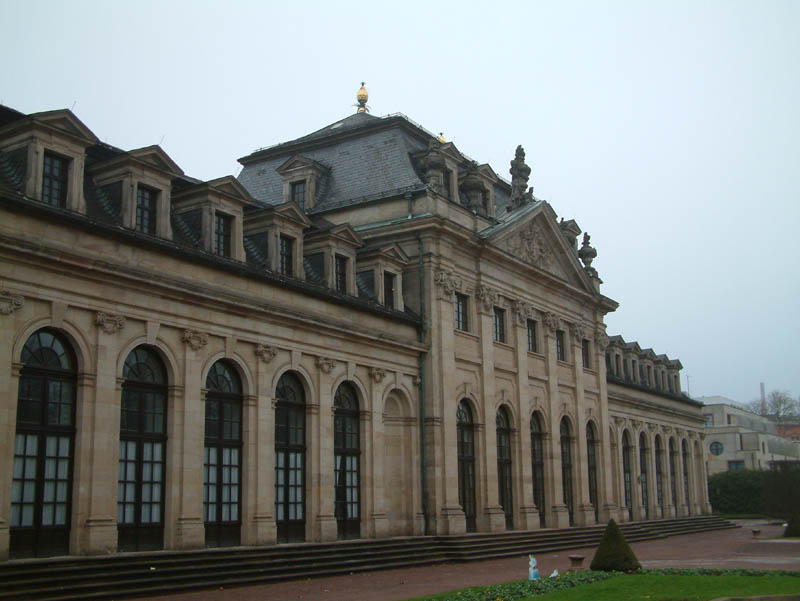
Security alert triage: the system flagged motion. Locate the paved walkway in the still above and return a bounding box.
[136,521,800,601]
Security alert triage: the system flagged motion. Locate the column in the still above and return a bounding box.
[73,319,121,554]
[542,313,569,528]
[570,325,595,526]
[168,337,204,549]
[511,305,539,530]
[631,426,646,521]
[366,372,389,538]
[595,334,618,524]
[312,358,337,542]
[476,288,505,532]
[431,269,466,534]
[645,427,660,519]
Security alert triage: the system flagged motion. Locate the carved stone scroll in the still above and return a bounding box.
[183,329,209,351]
[255,344,278,363]
[316,356,336,374]
[476,285,499,313]
[0,290,24,315]
[434,269,462,299]
[95,312,126,334]
[369,366,387,383]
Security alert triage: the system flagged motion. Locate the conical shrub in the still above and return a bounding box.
[590,518,641,572]
[784,514,800,538]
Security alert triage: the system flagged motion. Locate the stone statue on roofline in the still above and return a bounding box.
[509,145,532,210]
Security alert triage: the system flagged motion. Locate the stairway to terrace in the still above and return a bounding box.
[0,515,738,601]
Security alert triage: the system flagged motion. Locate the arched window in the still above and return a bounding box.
[655,436,664,510]
[118,346,167,552]
[669,438,678,508]
[275,372,306,543]
[586,422,599,523]
[639,432,649,519]
[682,439,691,515]
[457,400,476,533]
[622,430,633,517]
[203,360,242,547]
[496,407,513,530]
[334,382,360,540]
[530,412,546,527]
[12,329,76,558]
[560,417,574,526]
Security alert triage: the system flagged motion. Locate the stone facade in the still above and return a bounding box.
[0,100,710,560]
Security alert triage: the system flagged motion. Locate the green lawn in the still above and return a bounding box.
[524,574,800,601]
[404,570,800,601]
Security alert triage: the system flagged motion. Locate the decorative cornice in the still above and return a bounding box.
[434,269,462,298]
[255,344,278,363]
[476,284,499,313]
[182,329,209,351]
[95,311,126,334]
[369,366,386,384]
[0,290,24,315]
[316,356,336,374]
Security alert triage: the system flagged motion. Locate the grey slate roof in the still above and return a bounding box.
[238,114,428,212]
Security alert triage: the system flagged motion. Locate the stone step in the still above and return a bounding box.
[0,516,738,601]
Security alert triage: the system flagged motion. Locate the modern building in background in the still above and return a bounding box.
[698,397,800,474]
[0,86,711,561]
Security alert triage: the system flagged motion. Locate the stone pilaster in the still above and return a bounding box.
[542,313,569,528]
[569,323,594,526]
[313,357,337,542]
[595,331,617,524]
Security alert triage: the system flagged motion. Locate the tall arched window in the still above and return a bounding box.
[560,418,574,526]
[496,407,513,530]
[118,346,167,552]
[586,422,599,523]
[334,382,360,540]
[530,412,546,527]
[457,400,476,533]
[682,439,691,515]
[275,372,306,543]
[639,432,649,519]
[203,360,242,548]
[622,430,633,518]
[654,436,664,511]
[12,329,76,558]
[669,438,678,509]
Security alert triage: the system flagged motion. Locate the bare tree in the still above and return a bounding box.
[767,390,800,423]
[741,390,799,422]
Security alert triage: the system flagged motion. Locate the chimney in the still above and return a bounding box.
[760,382,767,415]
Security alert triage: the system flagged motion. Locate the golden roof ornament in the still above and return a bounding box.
[437,132,446,143]
[356,82,369,113]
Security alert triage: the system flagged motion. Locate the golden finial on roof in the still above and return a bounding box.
[356,82,369,113]
[437,132,446,143]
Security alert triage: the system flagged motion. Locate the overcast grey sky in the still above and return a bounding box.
[2,0,798,404]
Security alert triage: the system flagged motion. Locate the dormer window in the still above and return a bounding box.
[280,235,294,276]
[214,212,232,257]
[383,272,396,309]
[334,254,348,293]
[135,185,158,235]
[42,152,69,207]
[291,180,306,207]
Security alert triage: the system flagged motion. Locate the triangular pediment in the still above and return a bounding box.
[357,242,410,265]
[328,223,362,247]
[207,176,253,204]
[129,145,183,176]
[274,201,312,227]
[276,154,328,176]
[484,204,595,293]
[32,109,98,144]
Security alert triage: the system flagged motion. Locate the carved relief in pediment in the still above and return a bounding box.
[504,222,556,273]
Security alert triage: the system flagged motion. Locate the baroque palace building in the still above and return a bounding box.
[0,86,711,560]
